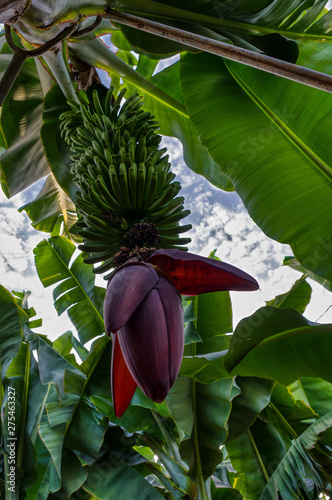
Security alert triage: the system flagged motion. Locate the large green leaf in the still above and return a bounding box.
[180,289,232,383]
[300,377,332,417]
[264,383,317,452]
[178,377,236,480]
[224,306,308,372]
[33,236,105,344]
[227,377,275,442]
[180,41,332,281]
[19,173,77,235]
[41,83,78,201]
[166,287,238,482]
[226,419,287,500]
[70,39,233,191]
[265,277,312,314]
[0,285,25,377]
[82,457,165,499]
[225,307,332,385]
[112,0,331,56]
[0,54,50,197]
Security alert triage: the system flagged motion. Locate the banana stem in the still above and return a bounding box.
[42,44,78,103]
[151,410,185,466]
[0,52,26,107]
[106,9,332,94]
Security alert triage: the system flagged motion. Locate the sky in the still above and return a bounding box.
[1,5,332,341]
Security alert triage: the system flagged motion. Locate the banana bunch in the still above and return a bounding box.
[60,87,191,276]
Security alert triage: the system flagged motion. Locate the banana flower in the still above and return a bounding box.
[104,249,259,417]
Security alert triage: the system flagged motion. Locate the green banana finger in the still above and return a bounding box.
[77,200,104,217]
[92,140,104,158]
[136,163,146,209]
[92,89,105,116]
[95,176,123,212]
[159,236,191,246]
[87,186,113,213]
[86,215,124,235]
[156,209,191,227]
[118,163,132,209]
[159,223,192,236]
[109,170,127,209]
[148,183,180,212]
[93,257,117,274]
[142,171,158,209]
[77,229,119,242]
[152,197,185,221]
[128,163,137,208]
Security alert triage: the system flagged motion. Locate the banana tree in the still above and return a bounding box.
[1,1,332,499]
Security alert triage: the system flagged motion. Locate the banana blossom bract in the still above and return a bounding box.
[104,249,259,417]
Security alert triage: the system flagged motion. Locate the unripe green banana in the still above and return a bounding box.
[60,86,192,274]
[128,163,138,207]
[151,197,185,222]
[157,209,191,226]
[136,163,146,209]
[160,224,192,236]
[118,163,132,209]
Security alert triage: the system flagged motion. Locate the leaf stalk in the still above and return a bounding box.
[106,9,332,93]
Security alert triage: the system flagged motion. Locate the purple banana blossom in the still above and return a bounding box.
[104,249,259,417]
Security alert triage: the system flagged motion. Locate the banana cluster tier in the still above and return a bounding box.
[60,88,191,277]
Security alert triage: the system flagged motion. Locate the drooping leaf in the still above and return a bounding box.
[225,307,332,386]
[265,277,312,314]
[112,0,321,58]
[64,402,108,457]
[41,83,78,201]
[60,449,89,498]
[33,236,105,344]
[265,383,317,446]
[119,23,194,59]
[181,41,332,281]
[0,54,50,197]
[0,286,26,386]
[224,307,308,373]
[19,173,77,236]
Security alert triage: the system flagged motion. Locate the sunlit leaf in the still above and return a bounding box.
[34,236,105,344]
[265,277,312,314]
[181,41,332,281]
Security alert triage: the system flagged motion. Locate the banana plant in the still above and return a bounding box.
[1,1,332,499]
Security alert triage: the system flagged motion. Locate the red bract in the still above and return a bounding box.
[104,249,259,417]
[146,249,259,294]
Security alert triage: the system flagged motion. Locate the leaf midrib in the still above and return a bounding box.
[226,60,332,182]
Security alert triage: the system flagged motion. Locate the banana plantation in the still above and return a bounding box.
[0,1,332,499]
